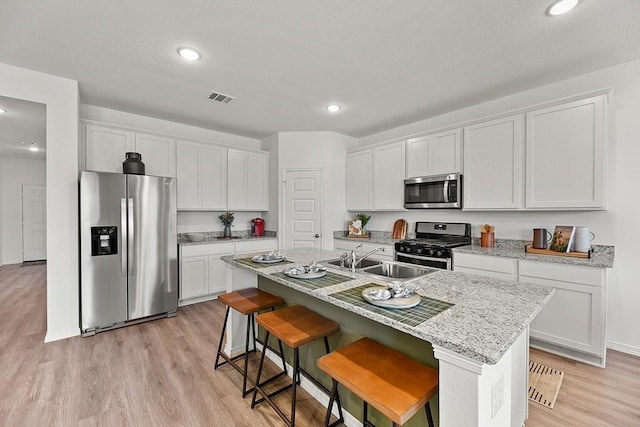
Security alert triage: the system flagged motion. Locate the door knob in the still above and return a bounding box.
[314,234,320,238]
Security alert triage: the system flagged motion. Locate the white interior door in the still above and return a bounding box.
[284,169,323,250]
[22,185,47,261]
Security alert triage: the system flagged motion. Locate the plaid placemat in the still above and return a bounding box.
[330,284,454,327]
[272,271,354,290]
[235,257,294,269]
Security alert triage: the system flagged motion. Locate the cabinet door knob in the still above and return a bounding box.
[314,234,320,238]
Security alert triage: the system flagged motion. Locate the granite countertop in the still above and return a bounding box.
[178,231,277,246]
[453,239,615,269]
[222,248,553,364]
[333,230,412,246]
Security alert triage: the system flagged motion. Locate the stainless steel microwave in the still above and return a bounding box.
[404,173,462,209]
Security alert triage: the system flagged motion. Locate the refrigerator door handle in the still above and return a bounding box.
[128,198,135,276]
[120,198,127,277]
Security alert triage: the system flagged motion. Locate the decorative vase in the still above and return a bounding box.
[223,225,232,238]
[480,232,495,248]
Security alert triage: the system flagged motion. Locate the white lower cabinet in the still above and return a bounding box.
[180,243,234,305]
[453,252,517,281]
[519,260,606,366]
[333,239,394,261]
[453,252,607,366]
[179,239,277,306]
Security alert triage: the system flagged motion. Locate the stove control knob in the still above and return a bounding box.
[416,248,423,254]
[436,250,443,257]
[427,249,435,256]
[405,246,412,253]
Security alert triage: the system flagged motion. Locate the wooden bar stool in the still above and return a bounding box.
[251,305,344,427]
[214,288,287,397]
[318,337,439,427]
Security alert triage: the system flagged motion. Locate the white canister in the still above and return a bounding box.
[574,226,595,252]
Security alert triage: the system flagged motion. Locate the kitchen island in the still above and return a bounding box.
[222,248,553,427]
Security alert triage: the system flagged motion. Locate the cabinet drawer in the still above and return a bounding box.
[234,239,277,254]
[454,266,516,282]
[519,260,603,287]
[453,253,517,274]
[181,242,234,257]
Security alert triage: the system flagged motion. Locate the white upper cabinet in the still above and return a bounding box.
[84,123,176,177]
[176,141,201,208]
[373,141,405,210]
[176,140,227,210]
[84,124,133,173]
[201,144,227,209]
[406,128,462,178]
[347,141,405,211]
[463,115,525,210]
[134,133,176,177]
[525,95,607,210]
[227,149,269,211]
[346,149,373,211]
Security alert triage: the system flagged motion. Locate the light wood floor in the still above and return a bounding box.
[1,263,639,426]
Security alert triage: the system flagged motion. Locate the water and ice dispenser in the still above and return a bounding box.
[90,226,118,256]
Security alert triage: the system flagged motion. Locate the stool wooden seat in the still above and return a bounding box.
[251,305,343,427]
[318,337,439,427]
[215,288,286,397]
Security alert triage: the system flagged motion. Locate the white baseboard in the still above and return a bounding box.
[45,327,80,343]
[607,340,640,357]
[259,344,360,427]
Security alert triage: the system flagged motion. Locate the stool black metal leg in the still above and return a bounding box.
[291,348,299,427]
[214,306,231,370]
[241,312,253,397]
[425,401,435,427]
[251,331,270,409]
[363,401,369,425]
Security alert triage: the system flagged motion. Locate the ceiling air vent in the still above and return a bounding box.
[207,91,235,104]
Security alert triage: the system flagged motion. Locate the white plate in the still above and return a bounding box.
[251,256,285,264]
[284,268,327,279]
[362,286,421,309]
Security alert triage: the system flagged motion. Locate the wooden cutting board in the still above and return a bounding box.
[392,219,407,240]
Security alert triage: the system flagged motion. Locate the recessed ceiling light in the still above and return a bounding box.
[326,104,341,113]
[0,108,6,114]
[177,47,201,61]
[547,0,579,16]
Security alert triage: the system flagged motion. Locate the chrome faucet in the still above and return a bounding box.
[355,247,386,268]
[347,245,386,273]
[350,244,362,273]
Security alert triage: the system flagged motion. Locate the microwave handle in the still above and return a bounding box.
[443,180,450,203]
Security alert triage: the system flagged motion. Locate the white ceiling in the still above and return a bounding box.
[0,96,46,159]
[1,0,639,140]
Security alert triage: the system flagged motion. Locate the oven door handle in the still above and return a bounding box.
[397,252,449,263]
[443,180,450,203]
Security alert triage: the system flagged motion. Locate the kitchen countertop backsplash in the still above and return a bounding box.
[178,230,277,245]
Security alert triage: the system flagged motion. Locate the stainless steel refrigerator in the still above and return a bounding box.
[79,171,177,336]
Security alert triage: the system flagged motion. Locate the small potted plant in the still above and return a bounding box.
[356,213,371,236]
[219,211,234,238]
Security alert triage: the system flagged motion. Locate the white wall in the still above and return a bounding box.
[81,104,261,150]
[0,157,46,264]
[0,62,80,342]
[265,131,354,250]
[357,59,640,355]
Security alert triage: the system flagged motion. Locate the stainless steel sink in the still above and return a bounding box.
[324,258,383,269]
[361,262,436,279]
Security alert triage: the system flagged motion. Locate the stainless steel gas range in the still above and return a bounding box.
[394,222,471,270]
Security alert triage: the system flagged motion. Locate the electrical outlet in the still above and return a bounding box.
[491,374,504,418]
